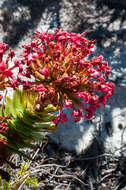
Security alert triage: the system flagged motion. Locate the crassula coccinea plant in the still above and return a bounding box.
[20,29,115,122]
[0,29,115,180]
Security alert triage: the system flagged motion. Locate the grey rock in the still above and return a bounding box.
[49,109,96,154]
[49,85,126,157]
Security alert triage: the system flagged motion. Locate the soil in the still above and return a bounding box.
[18,139,126,190]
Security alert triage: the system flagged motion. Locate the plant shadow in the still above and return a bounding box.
[0,0,61,47]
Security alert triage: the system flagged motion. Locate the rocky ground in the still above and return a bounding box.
[13,139,126,190]
[0,0,126,189]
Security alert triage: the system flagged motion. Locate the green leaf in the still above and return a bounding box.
[18,111,40,125]
[7,136,36,150]
[33,122,56,132]
[0,101,4,117]
[0,133,6,139]
[24,109,56,122]
[42,104,59,113]
[7,120,34,140]
[30,132,47,141]
[12,89,26,113]
[26,91,38,111]
[5,96,16,117]
[35,112,57,122]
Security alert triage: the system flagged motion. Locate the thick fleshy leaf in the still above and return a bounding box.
[33,123,56,132]
[5,96,16,118]
[0,101,4,117]
[0,89,58,166]
[42,104,59,113]
[13,89,26,112]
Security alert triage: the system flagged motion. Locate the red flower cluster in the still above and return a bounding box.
[0,115,10,134]
[19,29,115,122]
[0,115,10,166]
[0,42,21,100]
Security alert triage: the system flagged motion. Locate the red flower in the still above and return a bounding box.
[0,61,6,71]
[86,106,96,119]
[0,95,2,101]
[60,113,68,123]
[2,69,13,77]
[64,99,73,108]
[0,42,7,55]
[41,68,50,78]
[31,84,47,92]
[72,109,83,122]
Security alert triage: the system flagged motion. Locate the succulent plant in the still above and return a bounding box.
[0,89,58,169]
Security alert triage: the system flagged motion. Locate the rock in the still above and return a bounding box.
[49,109,96,154]
[100,85,126,157]
[49,85,126,157]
